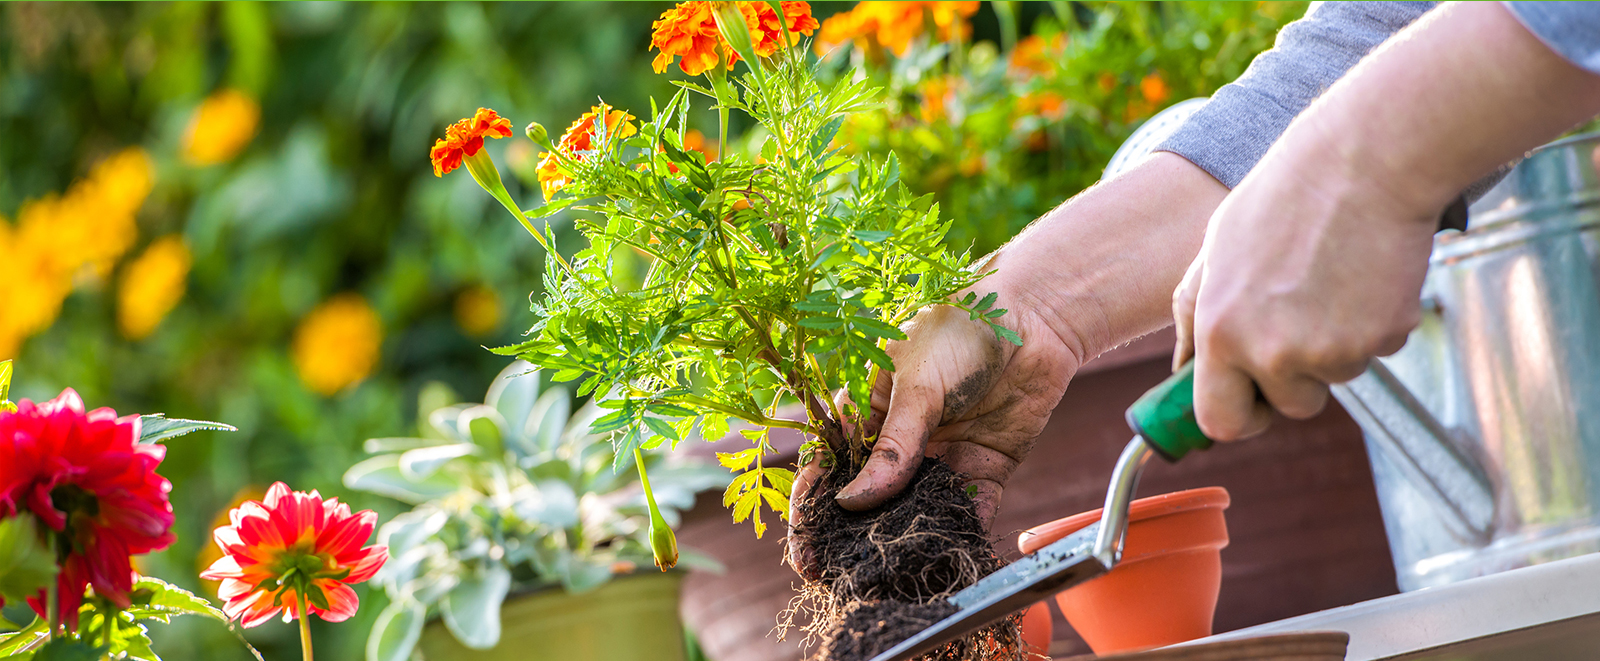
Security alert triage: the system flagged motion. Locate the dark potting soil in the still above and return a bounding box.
[785,457,1021,661]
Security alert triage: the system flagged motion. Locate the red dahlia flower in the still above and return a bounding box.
[201,482,386,628]
[0,388,174,629]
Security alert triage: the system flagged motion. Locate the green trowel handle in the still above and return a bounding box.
[1125,361,1212,462]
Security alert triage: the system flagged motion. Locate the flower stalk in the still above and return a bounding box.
[634,448,678,571]
[297,589,314,661]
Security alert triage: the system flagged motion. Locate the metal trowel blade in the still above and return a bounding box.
[867,521,1111,661]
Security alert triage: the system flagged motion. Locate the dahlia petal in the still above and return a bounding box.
[342,545,389,584]
[312,580,360,623]
[228,588,282,628]
[83,534,135,608]
[201,555,246,581]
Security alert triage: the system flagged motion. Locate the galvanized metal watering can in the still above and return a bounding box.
[1110,104,1600,591]
[1336,133,1600,590]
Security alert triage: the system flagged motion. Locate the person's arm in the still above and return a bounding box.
[787,3,1443,553]
[1175,1,1600,441]
[1158,1,1439,189]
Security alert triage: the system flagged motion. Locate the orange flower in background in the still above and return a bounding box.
[1010,33,1066,79]
[183,89,261,166]
[816,1,977,56]
[292,293,382,396]
[1140,71,1171,105]
[453,284,503,338]
[918,75,961,123]
[430,107,514,177]
[118,236,192,340]
[1097,71,1118,94]
[196,485,269,596]
[200,482,387,627]
[651,1,816,75]
[682,129,718,163]
[536,103,637,199]
[1018,90,1067,121]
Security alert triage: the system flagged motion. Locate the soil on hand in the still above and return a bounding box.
[784,457,1021,661]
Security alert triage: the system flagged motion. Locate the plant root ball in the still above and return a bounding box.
[784,457,1022,661]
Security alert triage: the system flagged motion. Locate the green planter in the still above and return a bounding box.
[418,572,687,661]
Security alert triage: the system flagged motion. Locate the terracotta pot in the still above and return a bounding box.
[1020,602,1053,657]
[1020,487,1231,655]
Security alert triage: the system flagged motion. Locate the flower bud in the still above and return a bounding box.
[711,1,758,68]
[525,121,551,150]
[649,519,679,571]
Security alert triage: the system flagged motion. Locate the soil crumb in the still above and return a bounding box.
[784,457,1021,661]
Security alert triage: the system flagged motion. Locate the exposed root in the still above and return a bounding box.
[781,457,1021,661]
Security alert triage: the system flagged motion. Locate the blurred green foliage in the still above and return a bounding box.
[0,2,1305,658]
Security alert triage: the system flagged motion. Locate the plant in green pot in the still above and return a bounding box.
[345,361,727,661]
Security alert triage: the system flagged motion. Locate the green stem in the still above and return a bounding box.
[297,590,314,661]
[45,580,58,640]
[103,607,115,657]
[493,191,572,273]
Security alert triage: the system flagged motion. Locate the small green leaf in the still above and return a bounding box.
[130,576,227,622]
[991,324,1023,347]
[643,416,682,442]
[136,415,236,444]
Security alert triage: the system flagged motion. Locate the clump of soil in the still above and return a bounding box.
[783,457,1021,661]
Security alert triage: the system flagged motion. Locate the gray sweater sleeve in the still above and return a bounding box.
[1504,2,1600,74]
[1155,2,1436,189]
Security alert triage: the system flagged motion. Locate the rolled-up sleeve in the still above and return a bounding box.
[1503,2,1600,74]
[1156,2,1436,189]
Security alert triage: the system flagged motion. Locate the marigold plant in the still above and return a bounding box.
[436,1,1015,556]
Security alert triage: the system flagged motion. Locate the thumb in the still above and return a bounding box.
[835,378,941,511]
[1172,255,1206,371]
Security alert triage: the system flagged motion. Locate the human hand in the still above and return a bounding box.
[1171,151,1437,441]
[1172,2,1600,443]
[785,153,1229,575]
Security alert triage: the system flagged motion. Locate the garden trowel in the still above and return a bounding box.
[869,362,1212,661]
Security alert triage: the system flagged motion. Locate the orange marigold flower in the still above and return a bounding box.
[429,108,514,177]
[918,75,961,123]
[1140,71,1171,105]
[1017,90,1067,121]
[200,482,387,628]
[651,1,816,75]
[536,103,637,199]
[748,1,819,57]
[1010,33,1066,79]
[816,1,977,56]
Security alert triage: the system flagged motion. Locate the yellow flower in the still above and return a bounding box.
[0,221,71,360]
[0,147,153,357]
[292,294,382,396]
[453,284,503,338]
[183,89,261,166]
[118,236,192,340]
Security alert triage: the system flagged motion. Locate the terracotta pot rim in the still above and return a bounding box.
[1019,486,1230,554]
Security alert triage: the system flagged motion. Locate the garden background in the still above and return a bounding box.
[0,2,1304,659]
